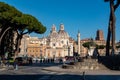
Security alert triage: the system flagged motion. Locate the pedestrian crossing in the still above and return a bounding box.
[38,71,66,80]
[41,70,66,75]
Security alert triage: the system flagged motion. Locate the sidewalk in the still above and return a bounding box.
[0,66,6,71]
[42,65,87,75]
[42,66,120,75]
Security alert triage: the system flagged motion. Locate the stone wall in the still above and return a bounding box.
[72,58,107,70]
[62,57,108,70]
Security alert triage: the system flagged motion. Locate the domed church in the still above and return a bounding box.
[45,23,73,58]
[22,23,74,59]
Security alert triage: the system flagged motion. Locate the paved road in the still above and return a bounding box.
[0,63,120,80]
[0,63,83,80]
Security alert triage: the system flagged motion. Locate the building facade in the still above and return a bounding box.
[45,24,73,58]
[96,30,104,40]
[19,24,74,59]
[79,30,106,57]
[20,26,120,58]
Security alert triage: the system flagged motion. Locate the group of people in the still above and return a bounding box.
[35,58,55,63]
[34,58,64,64]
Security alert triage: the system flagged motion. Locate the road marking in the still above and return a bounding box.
[38,75,51,80]
[41,69,67,75]
[49,72,57,74]
[57,72,66,75]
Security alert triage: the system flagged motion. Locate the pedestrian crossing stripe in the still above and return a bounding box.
[41,70,66,75]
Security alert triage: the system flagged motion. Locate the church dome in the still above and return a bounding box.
[48,24,59,39]
[49,32,59,38]
[58,24,69,38]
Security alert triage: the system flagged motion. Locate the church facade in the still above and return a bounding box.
[19,24,74,59]
[45,24,73,58]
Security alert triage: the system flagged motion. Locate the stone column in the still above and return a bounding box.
[77,31,80,55]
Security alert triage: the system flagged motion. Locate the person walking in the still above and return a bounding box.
[14,58,18,70]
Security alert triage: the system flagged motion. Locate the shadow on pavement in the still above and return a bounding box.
[0,74,82,80]
[0,74,120,80]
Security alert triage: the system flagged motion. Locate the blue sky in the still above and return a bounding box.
[0,0,120,41]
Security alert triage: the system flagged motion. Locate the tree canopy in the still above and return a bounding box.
[0,2,22,28]
[116,45,120,48]
[0,2,46,34]
[11,14,46,34]
[96,45,105,49]
[0,2,46,56]
[82,41,97,49]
